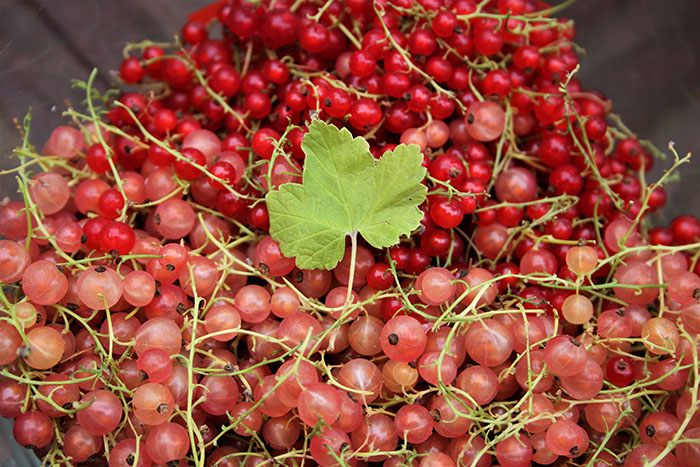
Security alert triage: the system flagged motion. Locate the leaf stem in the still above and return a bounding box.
[343,231,358,316]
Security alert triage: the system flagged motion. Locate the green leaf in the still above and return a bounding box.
[266,120,427,270]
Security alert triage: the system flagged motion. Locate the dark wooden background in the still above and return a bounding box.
[0,0,698,464]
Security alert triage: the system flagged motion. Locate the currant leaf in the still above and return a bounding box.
[266,120,427,270]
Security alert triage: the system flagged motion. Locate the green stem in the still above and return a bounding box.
[343,231,359,316]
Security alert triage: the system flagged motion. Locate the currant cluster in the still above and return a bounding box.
[1,0,699,466]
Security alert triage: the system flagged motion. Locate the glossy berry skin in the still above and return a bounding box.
[209,65,241,97]
[98,189,125,219]
[420,229,452,258]
[538,133,571,167]
[408,28,437,56]
[248,203,270,231]
[404,85,430,113]
[425,57,453,83]
[605,355,636,387]
[383,72,411,99]
[148,144,176,166]
[584,115,607,140]
[262,59,289,84]
[430,198,463,229]
[252,128,280,160]
[388,246,409,270]
[13,410,54,449]
[380,315,427,362]
[649,226,674,245]
[474,26,504,56]
[207,161,236,190]
[465,101,505,142]
[182,20,207,45]
[432,10,457,37]
[100,221,136,255]
[497,205,524,227]
[513,45,540,72]
[549,165,583,195]
[406,248,431,275]
[483,69,512,98]
[349,50,376,78]
[647,186,667,210]
[366,263,393,290]
[430,153,467,184]
[137,348,173,383]
[83,216,110,251]
[671,215,700,244]
[142,45,164,77]
[174,148,206,180]
[86,144,111,174]
[349,98,382,130]
[299,23,328,53]
[119,56,146,84]
[245,91,272,119]
[152,108,178,135]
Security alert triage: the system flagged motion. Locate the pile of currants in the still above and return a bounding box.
[0,0,699,466]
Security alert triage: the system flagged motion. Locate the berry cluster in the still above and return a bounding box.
[0,0,699,466]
